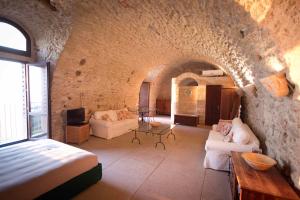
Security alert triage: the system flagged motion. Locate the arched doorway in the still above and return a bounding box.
[171,72,239,126]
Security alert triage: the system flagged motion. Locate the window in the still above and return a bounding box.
[0,18,49,146]
[0,60,27,145]
[0,17,31,57]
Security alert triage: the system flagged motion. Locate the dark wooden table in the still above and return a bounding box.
[174,114,199,126]
[230,152,299,200]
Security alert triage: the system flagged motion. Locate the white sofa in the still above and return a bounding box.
[203,118,260,171]
[89,109,138,139]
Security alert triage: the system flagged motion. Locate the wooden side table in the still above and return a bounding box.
[66,123,90,144]
[230,152,299,200]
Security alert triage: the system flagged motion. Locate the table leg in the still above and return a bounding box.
[167,129,176,140]
[155,134,166,150]
[141,112,144,122]
[131,130,141,144]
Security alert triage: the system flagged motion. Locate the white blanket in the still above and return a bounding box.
[0,139,99,200]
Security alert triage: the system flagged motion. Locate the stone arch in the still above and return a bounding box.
[170,72,235,123]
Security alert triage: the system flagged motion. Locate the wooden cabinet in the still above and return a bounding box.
[230,152,299,200]
[174,114,199,126]
[66,123,89,144]
[156,99,171,115]
[205,86,241,125]
[220,88,241,120]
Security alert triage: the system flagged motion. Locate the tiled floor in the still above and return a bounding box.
[73,117,232,200]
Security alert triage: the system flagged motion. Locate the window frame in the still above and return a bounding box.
[0,17,31,57]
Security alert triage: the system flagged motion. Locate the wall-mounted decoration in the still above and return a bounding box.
[184,88,192,96]
[260,73,289,97]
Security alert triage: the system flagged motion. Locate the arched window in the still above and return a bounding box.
[0,17,49,147]
[0,17,31,57]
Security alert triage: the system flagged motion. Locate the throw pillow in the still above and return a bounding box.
[223,131,233,142]
[93,111,102,120]
[101,114,112,121]
[232,124,250,144]
[117,110,127,120]
[108,110,118,121]
[116,111,122,120]
[126,111,136,119]
[216,120,232,132]
[220,123,232,136]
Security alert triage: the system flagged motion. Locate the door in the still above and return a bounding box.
[205,85,221,125]
[220,88,241,120]
[0,60,27,145]
[27,62,50,138]
[139,82,150,111]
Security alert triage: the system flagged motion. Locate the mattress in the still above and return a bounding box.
[0,139,99,200]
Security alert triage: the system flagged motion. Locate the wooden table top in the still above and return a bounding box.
[231,152,299,200]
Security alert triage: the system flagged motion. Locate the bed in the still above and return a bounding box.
[0,139,102,200]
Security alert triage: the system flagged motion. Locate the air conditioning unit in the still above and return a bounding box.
[202,70,224,76]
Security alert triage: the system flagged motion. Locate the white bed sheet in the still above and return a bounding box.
[0,139,99,200]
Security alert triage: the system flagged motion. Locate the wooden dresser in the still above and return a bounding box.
[230,152,299,200]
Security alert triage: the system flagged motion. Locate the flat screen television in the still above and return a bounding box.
[67,107,85,125]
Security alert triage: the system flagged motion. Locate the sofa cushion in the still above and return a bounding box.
[232,117,243,125]
[101,114,113,121]
[94,110,110,120]
[205,130,257,152]
[216,120,231,132]
[244,124,260,147]
[116,110,127,120]
[223,131,233,142]
[232,123,250,144]
[220,123,232,136]
[108,110,118,121]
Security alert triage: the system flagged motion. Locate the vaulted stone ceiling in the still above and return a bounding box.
[0,0,299,190]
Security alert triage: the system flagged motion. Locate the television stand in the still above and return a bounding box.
[66,123,89,144]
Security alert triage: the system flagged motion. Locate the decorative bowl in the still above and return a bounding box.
[149,122,161,127]
[241,152,277,171]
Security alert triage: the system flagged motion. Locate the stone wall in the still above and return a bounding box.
[177,86,198,115]
[0,0,72,68]
[1,0,299,190]
[235,0,300,190]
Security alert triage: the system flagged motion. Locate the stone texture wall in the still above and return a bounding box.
[1,0,299,190]
[177,86,199,114]
[0,0,72,68]
[235,0,300,190]
[150,61,218,105]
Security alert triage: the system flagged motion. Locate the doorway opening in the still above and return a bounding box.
[138,82,150,122]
